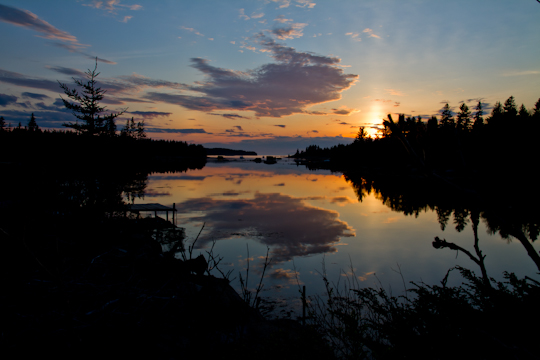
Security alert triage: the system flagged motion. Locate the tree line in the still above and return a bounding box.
[295,96,540,178]
[0,60,206,169]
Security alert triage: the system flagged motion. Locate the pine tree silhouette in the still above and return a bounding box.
[58,58,126,135]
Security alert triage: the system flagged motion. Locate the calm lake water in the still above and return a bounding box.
[133,156,539,315]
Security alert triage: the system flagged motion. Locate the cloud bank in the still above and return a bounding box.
[147,34,357,118]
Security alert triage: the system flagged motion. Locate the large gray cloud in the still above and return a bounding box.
[178,192,355,262]
[147,35,358,118]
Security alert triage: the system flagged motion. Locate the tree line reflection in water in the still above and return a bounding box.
[8,159,536,287]
[344,171,540,272]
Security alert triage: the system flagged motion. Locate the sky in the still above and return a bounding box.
[0,0,539,155]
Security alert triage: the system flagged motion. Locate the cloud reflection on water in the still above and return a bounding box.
[178,192,355,262]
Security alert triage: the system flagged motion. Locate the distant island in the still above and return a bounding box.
[205,148,257,156]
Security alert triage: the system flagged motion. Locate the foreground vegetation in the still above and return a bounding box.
[307,264,540,360]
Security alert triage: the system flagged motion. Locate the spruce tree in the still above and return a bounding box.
[503,96,518,118]
[440,103,454,129]
[28,113,39,132]
[0,116,5,131]
[473,101,484,132]
[488,101,503,126]
[58,58,126,135]
[427,115,438,133]
[456,103,471,132]
[534,98,540,116]
[518,104,530,119]
[136,120,146,139]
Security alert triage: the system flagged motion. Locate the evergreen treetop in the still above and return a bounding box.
[58,58,126,135]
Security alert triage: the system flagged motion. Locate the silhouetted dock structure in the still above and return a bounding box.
[128,203,177,225]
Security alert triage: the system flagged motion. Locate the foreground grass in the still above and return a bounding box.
[306,265,540,360]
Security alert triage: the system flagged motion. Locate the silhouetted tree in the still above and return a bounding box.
[518,104,530,119]
[456,103,471,132]
[440,103,454,129]
[354,126,368,143]
[503,96,518,118]
[28,113,39,132]
[121,117,137,138]
[58,58,126,135]
[487,101,503,126]
[472,101,484,132]
[427,115,438,133]
[136,120,146,139]
[0,116,5,131]
[532,98,540,118]
[105,116,117,137]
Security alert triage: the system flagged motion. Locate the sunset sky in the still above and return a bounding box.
[1,0,539,154]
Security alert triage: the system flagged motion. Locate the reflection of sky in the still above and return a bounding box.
[179,192,355,262]
[138,159,540,310]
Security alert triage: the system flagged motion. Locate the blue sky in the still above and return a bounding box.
[1,0,539,154]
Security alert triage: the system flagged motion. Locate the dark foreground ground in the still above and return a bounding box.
[0,214,333,359]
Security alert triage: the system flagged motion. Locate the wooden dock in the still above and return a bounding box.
[128,203,177,224]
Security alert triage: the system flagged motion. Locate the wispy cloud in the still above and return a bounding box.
[385,88,404,96]
[146,128,208,134]
[363,28,381,39]
[238,8,250,20]
[128,111,172,119]
[296,0,316,8]
[208,113,251,120]
[238,9,264,21]
[83,0,142,13]
[0,68,62,92]
[271,23,308,39]
[0,4,81,44]
[332,106,358,115]
[180,26,204,37]
[274,15,292,23]
[21,92,50,100]
[0,5,115,64]
[271,0,291,9]
[0,94,17,107]
[46,66,87,77]
[502,70,540,76]
[115,73,189,90]
[345,32,361,41]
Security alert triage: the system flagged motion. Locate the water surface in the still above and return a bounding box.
[134,157,539,315]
